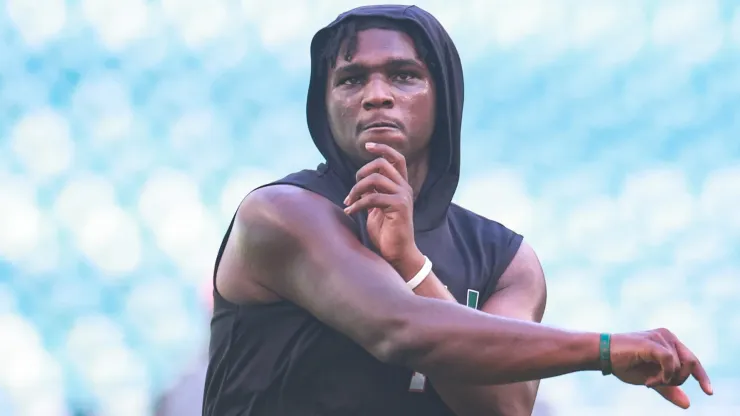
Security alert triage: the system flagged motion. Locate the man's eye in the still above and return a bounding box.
[341,77,362,85]
[394,72,416,81]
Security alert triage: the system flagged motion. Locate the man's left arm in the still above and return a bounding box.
[415,240,548,416]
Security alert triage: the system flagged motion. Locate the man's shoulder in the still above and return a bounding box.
[446,203,527,299]
[447,202,520,236]
[237,179,359,243]
[251,168,324,194]
[447,202,524,258]
[275,168,325,183]
[255,165,348,208]
[239,183,338,227]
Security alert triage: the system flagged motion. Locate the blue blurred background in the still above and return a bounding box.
[0,0,738,415]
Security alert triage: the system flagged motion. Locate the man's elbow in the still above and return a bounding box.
[369,334,409,365]
[365,308,428,366]
[497,399,537,416]
[507,381,540,415]
[479,384,538,416]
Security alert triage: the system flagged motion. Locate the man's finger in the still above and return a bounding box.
[692,362,713,395]
[684,350,713,395]
[650,345,679,386]
[670,342,694,385]
[653,386,690,409]
[356,157,408,186]
[672,339,713,395]
[365,142,408,179]
[345,173,401,206]
[344,193,402,215]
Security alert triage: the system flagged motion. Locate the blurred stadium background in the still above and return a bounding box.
[0,0,738,415]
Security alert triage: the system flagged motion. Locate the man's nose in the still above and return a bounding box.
[362,78,394,110]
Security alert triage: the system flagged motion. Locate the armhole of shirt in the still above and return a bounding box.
[481,225,524,303]
[211,208,238,307]
[212,178,359,307]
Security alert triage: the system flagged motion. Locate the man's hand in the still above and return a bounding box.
[611,328,713,409]
[344,142,425,277]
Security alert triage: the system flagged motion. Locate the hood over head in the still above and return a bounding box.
[306,4,464,231]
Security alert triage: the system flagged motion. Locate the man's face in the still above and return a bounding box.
[326,28,436,165]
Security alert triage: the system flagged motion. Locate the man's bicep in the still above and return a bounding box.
[234,185,416,358]
[482,240,547,323]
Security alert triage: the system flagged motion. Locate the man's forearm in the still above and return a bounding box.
[393,286,599,385]
[409,273,539,415]
[389,255,595,385]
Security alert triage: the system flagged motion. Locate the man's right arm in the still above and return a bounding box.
[219,184,602,385]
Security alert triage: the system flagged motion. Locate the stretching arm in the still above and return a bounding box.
[218,185,599,385]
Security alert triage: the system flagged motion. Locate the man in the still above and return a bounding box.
[203,5,712,416]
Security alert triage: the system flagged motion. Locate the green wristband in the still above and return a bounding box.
[600,333,612,376]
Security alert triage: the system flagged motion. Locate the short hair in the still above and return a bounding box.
[321,17,431,69]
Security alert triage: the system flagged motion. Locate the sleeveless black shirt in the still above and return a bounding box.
[203,5,523,416]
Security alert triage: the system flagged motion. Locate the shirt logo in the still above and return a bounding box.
[466,288,479,310]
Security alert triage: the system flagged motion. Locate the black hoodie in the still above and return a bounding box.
[204,5,522,416]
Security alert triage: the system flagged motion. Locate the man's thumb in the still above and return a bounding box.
[653,385,690,409]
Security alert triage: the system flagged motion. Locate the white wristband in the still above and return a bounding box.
[406,256,433,290]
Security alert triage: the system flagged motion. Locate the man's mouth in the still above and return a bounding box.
[362,121,399,131]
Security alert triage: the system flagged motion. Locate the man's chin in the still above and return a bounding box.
[359,144,407,161]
